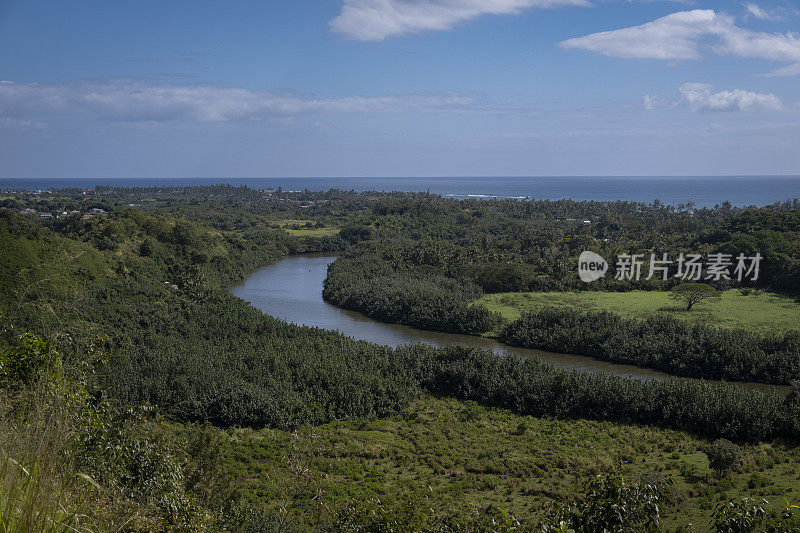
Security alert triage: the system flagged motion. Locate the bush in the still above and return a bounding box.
[713,498,800,532]
[541,472,665,533]
[707,439,741,476]
[328,498,520,532]
[0,333,62,389]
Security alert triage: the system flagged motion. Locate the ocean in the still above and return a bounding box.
[1,176,798,208]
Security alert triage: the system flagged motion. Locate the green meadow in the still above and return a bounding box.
[283,226,341,237]
[478,289,800,335]
[267,218,341,236]
[203,395,800,530]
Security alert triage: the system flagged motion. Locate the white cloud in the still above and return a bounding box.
[562,10,721,59]
[0,80,479,123]
[745,3,780,21]
[762,62,800,76]
[678,82,783,112]
[329,0,590,41]
[642,94,659,110]
[560,9,800,75]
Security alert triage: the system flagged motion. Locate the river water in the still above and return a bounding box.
[231,254,784,392]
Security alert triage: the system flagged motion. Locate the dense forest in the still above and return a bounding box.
[500,308,800,384]
[318,194,800,384]
[2,185,800,531]
[400,343,800,443]
[323,251,500,334]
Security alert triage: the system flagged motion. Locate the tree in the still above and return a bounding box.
[707,438,740,476]
[671,282,721,311]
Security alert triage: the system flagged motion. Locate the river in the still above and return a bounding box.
[231,254,785,392]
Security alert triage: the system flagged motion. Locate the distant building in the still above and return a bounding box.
[88,208,107,215]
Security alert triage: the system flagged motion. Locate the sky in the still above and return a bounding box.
[0,0,798,178]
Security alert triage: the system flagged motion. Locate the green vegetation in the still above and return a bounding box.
[671,282,722,311]
[1,186,799,531]
[180,395,800,530]
[713,497,800,532]
[325,251,800,383]
[499,307,800,384]
[542,472,665,532]
[2,209,415,430]
[323,251,500,334]
[268,218,320,226]
[267,218,341,237]
[707,439,741,477]
[283,226,340,237]
[408,344,799,442]
[319,195,800,383]
[478,289,800,335]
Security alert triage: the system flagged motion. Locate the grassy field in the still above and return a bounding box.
[478,289,800,335]
[203,395,800,530]
[266,218,340,237]
[282,227,340,237]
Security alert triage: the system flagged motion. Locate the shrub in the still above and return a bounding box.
[707,439,741,476]
[713,498,800,533]
[541,472,665,533]
[0,333,62,389]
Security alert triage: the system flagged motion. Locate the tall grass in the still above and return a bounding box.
[0,382,97,533]
[0,457,95,532]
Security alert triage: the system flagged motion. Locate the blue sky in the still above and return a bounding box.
[0,0,798,178]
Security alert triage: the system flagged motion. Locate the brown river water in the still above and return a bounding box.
[231,254,786,394]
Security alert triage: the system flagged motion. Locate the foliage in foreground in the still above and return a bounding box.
[204,393,800,531]
[3,329,800,531]
[713,498,800,533]
[541,472,665,533]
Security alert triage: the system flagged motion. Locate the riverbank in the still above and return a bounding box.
[232,254,789,393]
